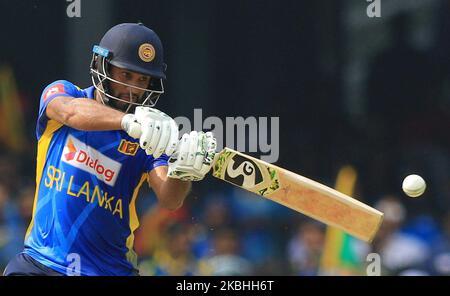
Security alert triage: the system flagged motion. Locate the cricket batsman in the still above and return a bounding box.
[3,23,216,276]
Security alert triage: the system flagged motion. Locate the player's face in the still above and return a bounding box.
[109,65,151,110]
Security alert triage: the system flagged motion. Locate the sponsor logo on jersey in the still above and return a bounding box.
[43,84,65,101]
[117,139,139,156]
[61,135,122,186]
[65,139,77,161]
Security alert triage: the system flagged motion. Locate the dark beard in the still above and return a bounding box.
[109,99,137,113]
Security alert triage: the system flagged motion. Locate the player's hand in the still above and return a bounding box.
[134,106,179,158]
[121,113,142,139]
[167,131,217,181]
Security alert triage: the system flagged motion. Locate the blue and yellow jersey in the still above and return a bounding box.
[24,80,168,276]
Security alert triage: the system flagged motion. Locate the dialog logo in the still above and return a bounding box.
[61,135,122,186]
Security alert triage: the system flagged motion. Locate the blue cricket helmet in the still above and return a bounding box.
[90,23,167,112]
[99,23,166,79]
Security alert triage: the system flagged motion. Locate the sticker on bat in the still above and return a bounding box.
[224,155,264,188]
[219,153,281,196]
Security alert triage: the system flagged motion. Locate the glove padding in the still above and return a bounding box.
[122,106,179,159]
[168,131,217,181]
[121,113,142,139]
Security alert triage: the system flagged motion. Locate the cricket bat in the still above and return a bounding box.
[211,148,384,242]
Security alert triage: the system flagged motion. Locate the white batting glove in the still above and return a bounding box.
[168,131,217,181]
[134,106,179,159]
[121,114,142,139]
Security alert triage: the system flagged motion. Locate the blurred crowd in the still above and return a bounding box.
[1,147,450,276]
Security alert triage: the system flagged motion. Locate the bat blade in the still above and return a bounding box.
[212,147,383,242]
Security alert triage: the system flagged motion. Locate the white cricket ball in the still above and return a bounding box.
[402,174,426,198]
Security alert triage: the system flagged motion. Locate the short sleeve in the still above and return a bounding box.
[144,153,169,173]
[36,80,82,140]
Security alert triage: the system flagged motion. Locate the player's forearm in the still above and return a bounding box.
[148,166,192,210]
[47,96,124,131]
[157,178,191,210]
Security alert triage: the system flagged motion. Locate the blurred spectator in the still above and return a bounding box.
[428,210,450,275]
[0,154,20,195]
[229,189,290,274]
[191,193,235,259]
[134,204,191,258]
[198,227,253,276]
[287,220,325,276]
[430,252,450,276]
[16,185,34,227]
[397,269,430,276]
[138,221,198,276]
[372,195,430,275]
[0,183,25,269]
